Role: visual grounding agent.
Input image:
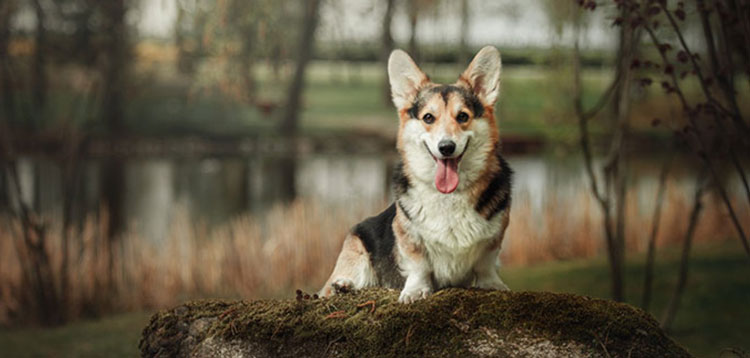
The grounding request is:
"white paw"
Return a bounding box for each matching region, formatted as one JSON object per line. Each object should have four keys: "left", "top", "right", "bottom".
{"left": 331, "top": 278, "right": 354, "bottom": 294}
{"left": 474, "top": 276, "right": 510, "bottom": 291}
{"left": 398, "top": 286, "right": 432, "bottom": 304}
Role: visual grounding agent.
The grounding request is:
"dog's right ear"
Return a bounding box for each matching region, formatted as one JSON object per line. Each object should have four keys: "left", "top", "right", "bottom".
{"left": 388, "top": 50, "right": 428, "bottom": 110}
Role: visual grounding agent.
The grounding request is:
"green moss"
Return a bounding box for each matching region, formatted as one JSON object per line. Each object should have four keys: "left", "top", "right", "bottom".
{"left": 140, "top": 289, "right": 693, "bottom": 358}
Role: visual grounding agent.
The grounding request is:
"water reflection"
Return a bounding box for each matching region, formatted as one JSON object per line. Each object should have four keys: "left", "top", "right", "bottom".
{"left": 8, "top": 151, "right": 743, "bottom": 243}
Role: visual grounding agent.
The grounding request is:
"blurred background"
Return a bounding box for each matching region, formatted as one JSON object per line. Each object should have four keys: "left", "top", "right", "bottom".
{"left": 0, "top": 0, "right": 749, "bottom": 356}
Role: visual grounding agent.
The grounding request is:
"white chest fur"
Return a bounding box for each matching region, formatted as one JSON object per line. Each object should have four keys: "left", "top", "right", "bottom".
{"left": 400, "top": 182, "right": 503, "bottom": 287}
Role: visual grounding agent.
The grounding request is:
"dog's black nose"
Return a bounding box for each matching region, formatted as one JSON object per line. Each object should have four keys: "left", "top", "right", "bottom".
{"left": 438, "top": 140, "right": 456, "bottom": 156}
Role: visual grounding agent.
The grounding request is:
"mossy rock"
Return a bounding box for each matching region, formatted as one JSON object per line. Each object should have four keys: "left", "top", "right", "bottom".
{"left": 139, "top": 288, "right": 692, "bottom": 358}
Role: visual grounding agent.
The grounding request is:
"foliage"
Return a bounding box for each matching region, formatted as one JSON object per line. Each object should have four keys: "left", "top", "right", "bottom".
{"left": 581, "top": 0, "right": 750, "bottom": 254}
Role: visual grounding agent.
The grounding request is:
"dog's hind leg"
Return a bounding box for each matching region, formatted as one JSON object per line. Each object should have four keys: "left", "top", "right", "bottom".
{"left": 472, "top": 245, "right": 509, "bottom": 291}
{"left": 319, "top": 234, "right": 377, "bottom": 297}
{"left": 472, "top": 212, "right": 510, "bottom": 291}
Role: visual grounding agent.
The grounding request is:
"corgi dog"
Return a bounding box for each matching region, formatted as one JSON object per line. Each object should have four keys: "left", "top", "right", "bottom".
{"left": 320, "top": 46, "right": 513, "bottom": 303}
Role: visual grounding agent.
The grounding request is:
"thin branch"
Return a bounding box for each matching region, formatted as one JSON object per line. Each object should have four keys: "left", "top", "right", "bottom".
{"left": 641, "top": 155, "right": 671, "bottom": 312}
{"left": 703, "top": 152, "right": 750, "bottom": 256}
{"left": 641, "top": 25, "right": 691, "bottom": 110}
{"left": 726, "top": 0, "right": 750, "bottom": 88}
{"left": 573, "top": 9, "right": 633, "bottom": 302}
{"left": 659, "top": 3, "right": 736, "bottom": 120}
{"left": 641, "top": 15, "right": 750, "bottom": 257}
{"left": 661, "top": 176, "right": 706, "bottom": 331}
{"left": 729, "top": 150, "right": 750, "bottom": 207}
{"left": 574, "top": 27, "right": 608, "bottom": 206}
{"left": 581, "top": 69, "right": 624, "bottom": 122}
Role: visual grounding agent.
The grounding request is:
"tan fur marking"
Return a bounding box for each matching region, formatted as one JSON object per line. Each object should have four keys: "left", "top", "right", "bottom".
{"left": 393, "top": 212, "right": 424, "bottom": 261}
{"left": 320, "top": 234, "right": 369, "bottom": 297}
{"left": 456, "top": 74, "right": 472, "bottom": 90}
{"left": 487, "top": 210, "right": 510, "bottom": 252}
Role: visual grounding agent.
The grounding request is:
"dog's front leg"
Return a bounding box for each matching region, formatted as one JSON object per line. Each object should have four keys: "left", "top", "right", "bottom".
{"left": 393, "top": 219, "right": 432, "bottom": 303}
{"left": 399, "top": 260, "right": 432, "bottom": 303}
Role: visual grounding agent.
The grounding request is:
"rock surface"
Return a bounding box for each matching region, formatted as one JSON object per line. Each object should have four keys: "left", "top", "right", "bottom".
{"left": 139, "top": 288, "right": 693, "bottom": 358}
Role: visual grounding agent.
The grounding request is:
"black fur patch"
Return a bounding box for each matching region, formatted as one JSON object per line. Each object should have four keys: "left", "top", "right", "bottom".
{"left": 397, "top": 200, "right": 411, "bottom": 221}
{"left": 407, "top": 98, "right": 423, "bottom": 119}
{"left": 407, "top": 85, "right": 485, "bottom": 120}
{"left": 474, "top": 148, "right": 513, "bottom": 220}
{"left": 351, "top": 204, "right": 405, "bottom": 288}
{"left": 428, "top": 85, "right": 485, "bottom": 119}
{"left": 392, "top": 161, "right": 411, "bottom": 197}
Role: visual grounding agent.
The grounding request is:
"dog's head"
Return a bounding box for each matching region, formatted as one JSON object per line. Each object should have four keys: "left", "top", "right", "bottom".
{"left": 388, "top": 46, "right": 501, "bottom": 194}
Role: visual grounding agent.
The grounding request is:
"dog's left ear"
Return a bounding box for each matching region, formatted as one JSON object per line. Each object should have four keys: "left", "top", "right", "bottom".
{"left": 458, "top": 46, "right": 501, "bottom": 107}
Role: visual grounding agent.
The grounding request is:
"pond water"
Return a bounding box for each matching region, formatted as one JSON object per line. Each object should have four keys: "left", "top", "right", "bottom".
{"left": 5, "top": 149, "right": 743, "bottom": 243}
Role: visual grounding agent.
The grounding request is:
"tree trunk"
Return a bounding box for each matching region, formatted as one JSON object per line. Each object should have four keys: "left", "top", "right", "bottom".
{"left": 279, "top": 0, "right": 322, "bottom": 134}
{"left": 381, "top": 0, "right": 396, "bottom": 104}
{"left": 174, "top": 1, "right": 194, "bottom": 75}
{"left": 31, "top": 0, "right": 47, "bottom": 128}
{"left": 572, "top": 4, "right": 638, "bottom": 303}
{"left": 59, "top": 135, "right": 85, "bottom": 322}
{"left": 603, "top": 4, "right": 640, "bottom": 302}
{"left": 101, "top": 0, "right": 127, "bottom": 133}
{"left": 408, "top": 0, "right": 419, "bottom": 63}
{"left": 99, "top": 0, "right": 127, "bottom": 240}
{"left": 458, "top": 0, "right": 470, "bottom": 65}
{"left": 99, "top": 0, "right": 128, "bottom": 295}
{"left": 0, "top": 0, "right": 16, "bottom": 129}
{"left": 240, "top": 30, "right": 256, "bottom": 104}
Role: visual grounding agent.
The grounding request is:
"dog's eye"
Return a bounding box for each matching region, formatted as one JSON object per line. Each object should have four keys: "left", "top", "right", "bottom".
{"left": 422, "top": 113, "right": 435, "bottom": 124}
{"left": 456, "top": 112, "right": 470, "bottom": 123}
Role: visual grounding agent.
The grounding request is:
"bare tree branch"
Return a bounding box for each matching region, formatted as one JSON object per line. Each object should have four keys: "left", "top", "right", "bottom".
{"left": 641, "top": 155, "right": 671, "bottom": 312}
{"left": 661, "top": 175, "right": 707, "bottom": 331}
{"left": 640, "top": 11, "right": 750, "bottom": 258}
{"left": 572, "top": 7, "right": 638, "bottom": 301}
{"left": 659, "top": 3, "right": 736, "bottom": 121}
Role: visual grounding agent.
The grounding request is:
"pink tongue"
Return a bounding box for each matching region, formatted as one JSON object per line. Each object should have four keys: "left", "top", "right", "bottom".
{"left": 435, "top": 158, "right": 459, "bottom": 194}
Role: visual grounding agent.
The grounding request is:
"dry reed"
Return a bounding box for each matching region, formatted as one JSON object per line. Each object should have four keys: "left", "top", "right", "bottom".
{"left": 0, "top": 178, "right": 746, "bottom": 325}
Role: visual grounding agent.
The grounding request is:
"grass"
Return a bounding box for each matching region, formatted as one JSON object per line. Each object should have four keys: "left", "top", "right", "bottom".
{"left": 0, "top": 241, "right": 746, "bottom": 358}
{"left": 116, "top": 61, "right": 616, "bottom": 140}
{"left": 504, "top": 241, "right": 750, "bottom": 358}
{"left": 0, "top": 311, "right": 151, "bottom": 357}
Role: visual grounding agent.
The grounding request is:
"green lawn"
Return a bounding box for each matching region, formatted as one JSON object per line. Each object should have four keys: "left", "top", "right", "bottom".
{"left": 1, "top": 241, "right": 747, "bottom": 358}
{"left": 504, "top": 241, "right": 750, "bottom": 358}
{"left": 0, "top": 311, "right": 151, "bottom": 358}
{"left": 117, "top": 62, "right": 615, "bottom": 141}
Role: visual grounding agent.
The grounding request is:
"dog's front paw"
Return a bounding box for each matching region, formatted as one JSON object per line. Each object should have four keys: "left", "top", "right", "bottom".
{"left": 331, "top": 278, "right": 355, "bottom": 294}
{"left": 398, "top": 286, "right": 432, "bottom": 304}
{"left": 474, "top": 276, "right": 510, "bottom": 291}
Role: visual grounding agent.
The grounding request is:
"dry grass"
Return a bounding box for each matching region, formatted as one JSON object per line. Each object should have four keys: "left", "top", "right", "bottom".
{"left": 0, "top": 180, "right": 747, "bottom": 326}
{"left": 503, "top": 184, "right": 748, "bottom": 265}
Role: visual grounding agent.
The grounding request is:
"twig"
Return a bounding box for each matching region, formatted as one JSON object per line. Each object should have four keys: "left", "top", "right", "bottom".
{"left": 641, "top": 11, "right": 750, "bottom": 259}
{"left": 219, "top": 307, "right": 238, "bottom": 320}
{"left": 405, "top": 324, "right": 415, "bottom": 346}
{"left": 658, "top": 2, "right": 735, "bottom": 120}
{"left": 661, "top": 175, "right": 707, "bottom": 330}
{"left": 356, "top": 300, "right": 376, "bottom": 314}
{"left": 324, "top": 336, "right": 344, "bottom": 356}
{"left": 590, "top": 330, "right": 613, "bottom": 358}
{"left": 641, "top": 155, "right": 672, "bottom": 312}
{"left": 324, "top": 310, "right": 347, "bottom": 320}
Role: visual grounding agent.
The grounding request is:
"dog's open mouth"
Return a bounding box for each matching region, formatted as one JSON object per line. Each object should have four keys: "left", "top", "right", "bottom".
{"left": 423, "top": 139, "right": 469, "bottom": 194}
